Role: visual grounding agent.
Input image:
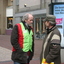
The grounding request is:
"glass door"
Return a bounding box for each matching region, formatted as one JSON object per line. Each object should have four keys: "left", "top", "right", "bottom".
{"left": 41, "top": 17, "right": 46, "bottom": 39}
{"left": 34, "top": 17, "right": 41, "bottom": 39}
{"left": 34, "top": 16, "right": 46, "bottom": 39}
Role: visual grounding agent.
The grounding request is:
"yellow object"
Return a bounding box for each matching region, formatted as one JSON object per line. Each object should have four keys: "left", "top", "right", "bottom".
{"left": 42, "top": 58, "right": 46, "bottom": 63}
{"left": 41, "top": 58, "right": 48, "bottom": 64}
{"left": 41, "top": 58, "right": 54, "bottom": 64}
{"left": 50, "top": 62, "right": 54, "bottom": 64}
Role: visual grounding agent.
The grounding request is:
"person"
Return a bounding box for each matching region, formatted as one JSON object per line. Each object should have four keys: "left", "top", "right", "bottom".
{"left": 11, "top": 13, "right": 34, "bottom": 64}
{"left": 40, "top": 15, "right": 61, "bottom": 64}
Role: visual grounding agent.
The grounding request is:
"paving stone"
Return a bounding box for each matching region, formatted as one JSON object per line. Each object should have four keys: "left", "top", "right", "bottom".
{"left": 0, "top": 46, "right": 12, "bottom": 61}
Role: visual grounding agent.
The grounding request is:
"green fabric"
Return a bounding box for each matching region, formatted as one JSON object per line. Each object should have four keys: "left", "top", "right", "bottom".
{"left": 20, "top": 23, "right": 33, "bottom": 52}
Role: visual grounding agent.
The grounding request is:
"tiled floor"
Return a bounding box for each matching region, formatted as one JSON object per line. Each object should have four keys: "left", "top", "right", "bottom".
{"left": 0, "top": 35, "right": 64, "bottom": 64}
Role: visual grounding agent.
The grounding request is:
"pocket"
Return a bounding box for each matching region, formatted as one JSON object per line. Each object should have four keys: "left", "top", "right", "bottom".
{"left": 17, "top": 52, "right": 27, "bottom": 62}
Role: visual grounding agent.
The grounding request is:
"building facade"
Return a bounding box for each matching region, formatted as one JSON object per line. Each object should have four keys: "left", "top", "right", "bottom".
{"left": 0, "top": 0, "right": 13, "bottom": 35}
{"left": 0, "top": 0, "right": 64, "bottom": 38}
{"left": 13, "top": 0, "right": 47, "bottom": 39}
{"left": 13, "top": 0, "right": 64, "bottom": 39}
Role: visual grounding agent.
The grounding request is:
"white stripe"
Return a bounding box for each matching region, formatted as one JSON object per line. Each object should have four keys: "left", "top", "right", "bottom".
{"left": 43, "top": 31, "right": 53, "bottom": 58}
{"left": 51, "top": 34, "right": 60, "bottom": 41}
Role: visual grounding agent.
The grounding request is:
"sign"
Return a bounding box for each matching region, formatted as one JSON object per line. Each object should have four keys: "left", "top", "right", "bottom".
{"left": 56, "top": 18, "right": 62, "bottom": 24}
{"left": 52, "top": 3, "right": 64, "bottom": 47}
{"left": 53, "top": 3, "right": 64, "bottom": 25}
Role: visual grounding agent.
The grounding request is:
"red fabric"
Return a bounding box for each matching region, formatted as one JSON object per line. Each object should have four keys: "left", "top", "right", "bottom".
{"left": 27, "top": 51, "right": 30, "bottom": 56}
{"left": 12, "top": 23, "right": 24, "bottom": 51}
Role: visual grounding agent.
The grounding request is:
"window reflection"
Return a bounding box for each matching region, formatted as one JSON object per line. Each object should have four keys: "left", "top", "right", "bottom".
{"left": 7, "top": 17, "right": 13, "bottom": 29}
{"left": 35, "top": 18, "right": 40, "bottom": 33}
{"left": 35, "top": 18, "right": 40, "bottom": 39}
{"left": 41, "top": 18, "right": 46, "bottom": 34}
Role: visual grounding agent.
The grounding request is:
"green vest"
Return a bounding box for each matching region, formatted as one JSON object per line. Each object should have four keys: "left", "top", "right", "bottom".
{"left": 20, "top": 23, "right": 33, "bottom": 52}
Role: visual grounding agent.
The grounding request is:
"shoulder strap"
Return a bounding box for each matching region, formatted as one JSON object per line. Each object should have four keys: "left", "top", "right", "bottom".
{"left": 16, "top": 23, "right": 23, "bottom": 48}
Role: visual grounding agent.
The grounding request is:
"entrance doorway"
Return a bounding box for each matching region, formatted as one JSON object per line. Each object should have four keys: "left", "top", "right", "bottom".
{"left": 34, "top": 15, "right": 46, "bottom": 39}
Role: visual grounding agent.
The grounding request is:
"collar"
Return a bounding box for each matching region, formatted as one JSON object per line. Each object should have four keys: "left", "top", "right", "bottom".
{"left": 21, "top": 21, "right": 31, "bottom": 30}
{"left": 46, "top": 26, "right": 57, "bottom": 34}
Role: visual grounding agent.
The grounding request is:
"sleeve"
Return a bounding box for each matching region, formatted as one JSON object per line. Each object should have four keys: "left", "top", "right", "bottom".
{"left": 32, "top": 28, "right": 34, "bottom": 53}
{"left": 11, "top": 25, "right": 22, "bottom": 51}
{"left": 46, "top": 33, "right": 61, "bottom": 63}
{"left": 29, "top": 28, "right": 34, "bottom": 60}
{"left": 32, "top": 34, "right": 34, "bottom": 53}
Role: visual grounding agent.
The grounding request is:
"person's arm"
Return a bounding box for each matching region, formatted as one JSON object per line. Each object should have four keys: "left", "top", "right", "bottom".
{"left": 29, "top": 28, "right": 34, "bottom": 60}
{"left": 32, "top": 27, "right": 34, "bottom": 53}
{"left": 32, "top": 34, "right": 34, "bottom": 53}
{"left": 46, "top": 33, "right": 61, "bottom": 63}
{"left": 11, "top": 25, "right": 22, "bottom": 51}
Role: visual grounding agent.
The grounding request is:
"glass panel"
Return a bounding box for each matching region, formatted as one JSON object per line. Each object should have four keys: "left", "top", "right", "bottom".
{"left": 35, "top": 18, "right": 40, "bottom": 33}
{"left": 34, "top": 16, "right": 46, "bottom": 39}
{"left": 35, "top": 18, "right": 40, "bottom": 39}
{"left": 41, "top": 17, "right": 46, "bottom": 34}
{"left": 41, "top": 17, "right": 46, "bottom": 38}
{"left": 7, "top": 17, "right": 13, "bottom": 29}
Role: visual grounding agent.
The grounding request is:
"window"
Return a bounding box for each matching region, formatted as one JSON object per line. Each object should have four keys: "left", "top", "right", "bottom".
{"left": 7, "top": 17, "right": 13, "bottom": 29}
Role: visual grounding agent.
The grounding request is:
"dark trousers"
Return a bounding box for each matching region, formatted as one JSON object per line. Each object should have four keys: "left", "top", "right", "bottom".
{"left": 14, "top": 62, "right": 29, "bottom": 64}
{"left": 14, "top": 54, "right": 30, "bottom": 64}
{"left": 14, "top": 51, "right": 30, "bottom": 64}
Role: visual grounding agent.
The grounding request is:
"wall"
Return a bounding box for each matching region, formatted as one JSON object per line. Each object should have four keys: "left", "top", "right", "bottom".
{"left": 0, "top": 0, "right": 8, "bottom": 34}
{"left": 46, "top": 0, "right": 51, "bottom": 14}
{"left": 8, "top": 0, "right": 13, "bottom": 6}
{"left": 19, "top": 0, "right": 40, "bottom": 12}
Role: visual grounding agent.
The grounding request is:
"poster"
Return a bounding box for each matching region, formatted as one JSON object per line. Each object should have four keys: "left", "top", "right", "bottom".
{"left": 53, "top": 3, "right": 64, "bottom": 47}
{"left": 54, "top": 4, "right": 64, "bottom": 25}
